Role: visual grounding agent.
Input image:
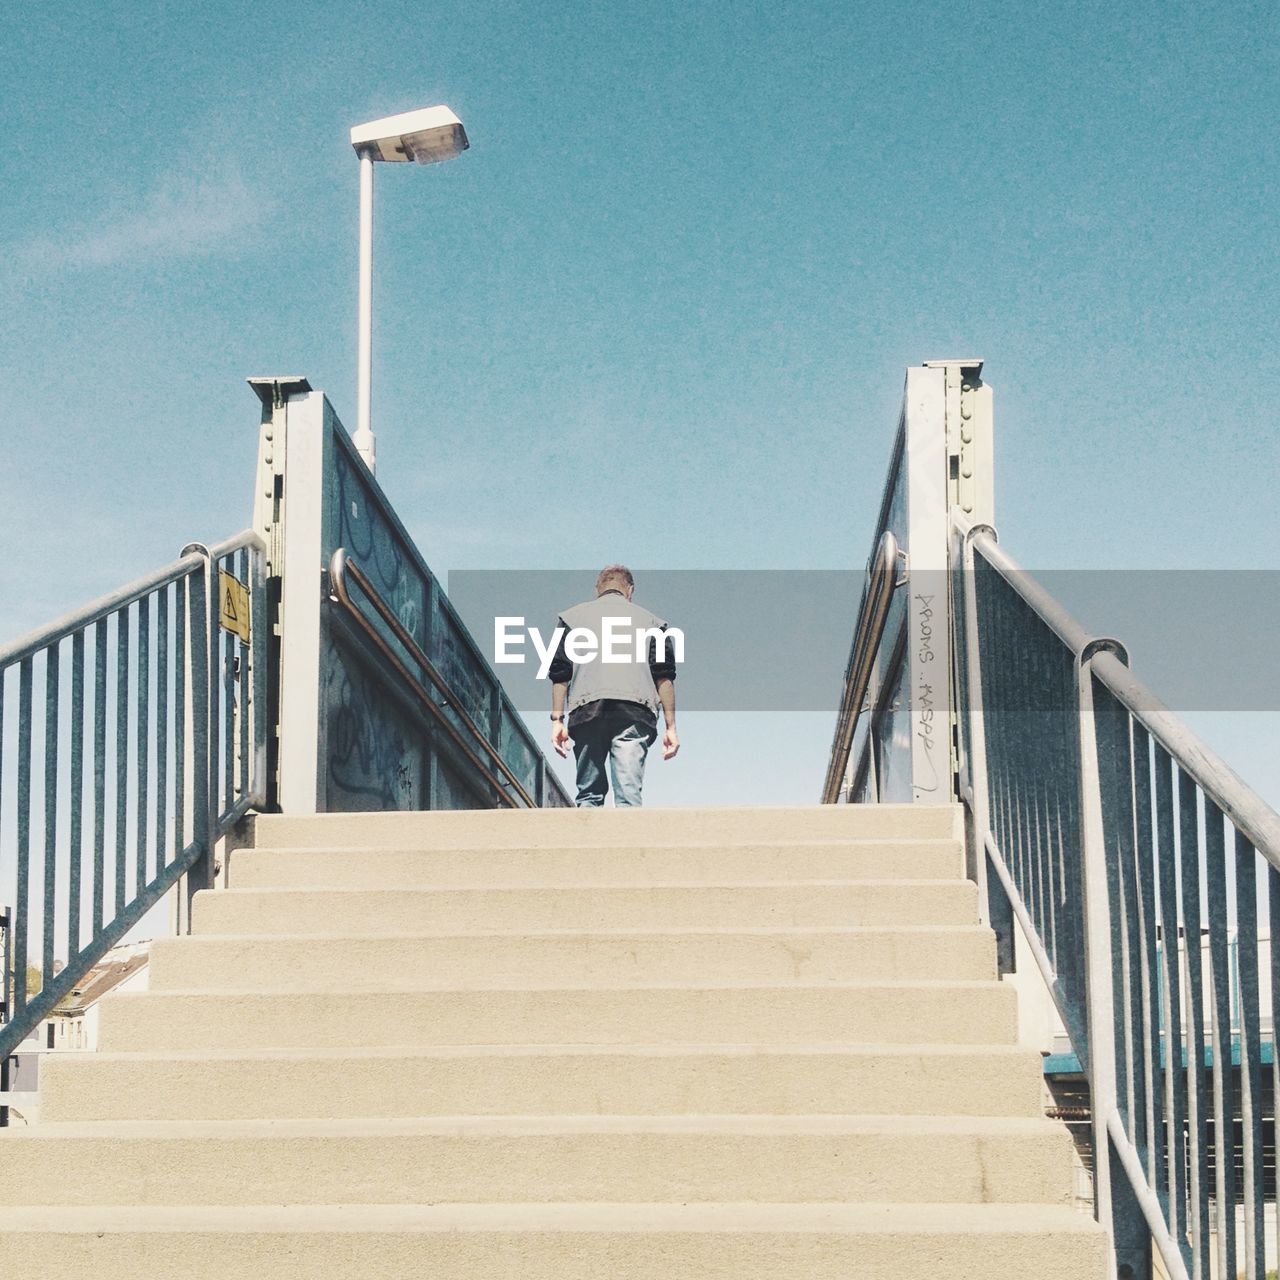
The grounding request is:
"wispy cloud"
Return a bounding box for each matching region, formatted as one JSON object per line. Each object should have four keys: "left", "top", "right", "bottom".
{"left": 18, "top": 161, "right": 275, "bottom": 270}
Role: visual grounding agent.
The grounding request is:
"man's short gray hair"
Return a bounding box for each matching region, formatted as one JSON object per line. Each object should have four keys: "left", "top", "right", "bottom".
{"left": 595, "top": 564, "right": 634, "bottom": 594}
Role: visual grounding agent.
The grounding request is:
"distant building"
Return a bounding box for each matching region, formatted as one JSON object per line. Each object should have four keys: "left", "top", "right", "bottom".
{"left": 5, "top": 941, "right": 151, "bottom": 1123}
{"left": 44, "top": 940, "right": 151, "bottom": 1051}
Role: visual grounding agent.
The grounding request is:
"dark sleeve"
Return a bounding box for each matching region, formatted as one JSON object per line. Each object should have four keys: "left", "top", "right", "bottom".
{"left": 546, "top": 618, "right": 573, "bottom": 684}
{"left": 648, "top": 625, "right": 677, "bottom": 683}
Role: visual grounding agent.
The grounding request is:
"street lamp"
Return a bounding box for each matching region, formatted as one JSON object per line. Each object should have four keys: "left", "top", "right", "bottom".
{"left": 349, "top": 105, "right": 469, "bottom": 473}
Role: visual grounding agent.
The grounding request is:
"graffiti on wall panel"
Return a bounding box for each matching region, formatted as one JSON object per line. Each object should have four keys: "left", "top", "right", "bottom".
{"left": 333, "top": 447, "right": 426, "bottom": 649}
{"left": 323, "top": 633, "right": 421, "bottom": 810}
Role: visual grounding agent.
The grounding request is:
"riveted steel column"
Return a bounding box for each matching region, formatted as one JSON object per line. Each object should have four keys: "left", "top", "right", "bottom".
{"left": 935, "top": 359, "right": 993, "bottom": 808}
{"left": 248, "top": 376, "right": 314, "bottom": 814}
{"left": 912, "top": 359, "right": 994, "bottom": 805}
{"left": 248, "top": 378, "right": 324, "bottom": 814}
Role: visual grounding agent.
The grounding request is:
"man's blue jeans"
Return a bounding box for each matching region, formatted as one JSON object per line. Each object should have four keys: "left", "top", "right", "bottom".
{"left": 572, "top": 710, "right": 658, "bottom": 807}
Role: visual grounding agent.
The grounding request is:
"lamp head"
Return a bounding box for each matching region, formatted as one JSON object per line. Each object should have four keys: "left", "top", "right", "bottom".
{"left": 350, "top": 105, "right": 469, "bottom": 165}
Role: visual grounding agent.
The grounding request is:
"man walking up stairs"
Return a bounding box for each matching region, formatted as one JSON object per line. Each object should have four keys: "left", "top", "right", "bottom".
{"left": 0, "top": 804, "right": 1108, "bottom": 1278}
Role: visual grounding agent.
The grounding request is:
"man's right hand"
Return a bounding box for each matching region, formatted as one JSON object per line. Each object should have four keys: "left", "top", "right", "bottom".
{"left": 552, "top": 721, "right": 572, "bottom": 758}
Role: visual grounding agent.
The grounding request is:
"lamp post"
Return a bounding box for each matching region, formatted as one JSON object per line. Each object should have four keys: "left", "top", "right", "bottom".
{"left": 349, "top": 105, "right": 469, "bottom": 474}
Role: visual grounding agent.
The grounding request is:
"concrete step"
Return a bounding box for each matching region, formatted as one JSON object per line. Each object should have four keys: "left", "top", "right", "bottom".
{"left": 0, "top": 1115, "right": 1074, "bottom": 1207}
{"left": 148, "top": 926, "right": 996, "bottom": 991}
{"left": 247, "top": 803, "right": 961, "bottom": 850}
{"left": 228, "top": 839, "right": 964, "bottom": 890}
{"left": 191, "top": 880, "right": 979, "bottom": 935}
{"left": 0, "top": 1201, "right": 1109, "bottom": 1279}
{"left": 40, "top": 1043, "right": 1048, "bottom": 1123}
{"left": 96, "top": 982, "right": 1018, "bottom": 1052}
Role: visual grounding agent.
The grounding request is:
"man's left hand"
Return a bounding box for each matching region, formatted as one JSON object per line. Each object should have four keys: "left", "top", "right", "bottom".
{"left": 662, "top": 726, "right": 680, "bottom": 760}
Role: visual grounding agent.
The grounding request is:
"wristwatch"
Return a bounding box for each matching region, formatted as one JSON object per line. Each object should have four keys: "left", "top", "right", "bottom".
{"left": 550, "top": 714, "right": 564, "bottom": 723}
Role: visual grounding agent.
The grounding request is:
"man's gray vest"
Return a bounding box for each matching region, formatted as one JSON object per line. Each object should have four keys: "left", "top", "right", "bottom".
{"left": 558, "top": 594, "right": 669, "bottom": 717}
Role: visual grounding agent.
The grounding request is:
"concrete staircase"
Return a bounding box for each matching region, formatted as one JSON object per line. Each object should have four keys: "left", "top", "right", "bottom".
{"left": 0, "top": 805, "right": 1108, "bottom": 1277}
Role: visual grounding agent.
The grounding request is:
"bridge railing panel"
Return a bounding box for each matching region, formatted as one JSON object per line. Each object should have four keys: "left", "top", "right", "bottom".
{"left": 0, "top": 530, "right": 267, "bottom": 1067}
{"left": 958, "top": 539, "right": 1091, "bottom": 1056}
{"left": 954, "top": 518, "right": 1280, "bottom": 1280}
{"left": 260, "top": 385, "right": 568, "bottom": 811}
{"left": 320, "top": 406, "right": 567, "bottom": 810}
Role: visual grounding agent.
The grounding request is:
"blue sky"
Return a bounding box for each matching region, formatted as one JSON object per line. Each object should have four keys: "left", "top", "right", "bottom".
{"left": 1, "top": 0, "right": 1276, "bottom": 809}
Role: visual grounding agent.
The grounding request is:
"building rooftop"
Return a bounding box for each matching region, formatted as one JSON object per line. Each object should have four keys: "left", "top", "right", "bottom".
{"left": 52, "top": 941, "right": 150, "bottom": 1017}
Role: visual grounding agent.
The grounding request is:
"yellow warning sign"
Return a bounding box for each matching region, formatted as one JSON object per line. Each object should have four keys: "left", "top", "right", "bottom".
{"left": 218, "top": 570, "right": 251, "bottom": 644}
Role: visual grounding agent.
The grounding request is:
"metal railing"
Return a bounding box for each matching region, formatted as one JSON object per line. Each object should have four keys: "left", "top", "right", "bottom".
{"left": 328, "top": 548, "right": 568, "bottom": 808}
{"left": 950, "top": 511, "right": 1280, "bottom": 1280}
{"left": 822, "top": 530, "right": 902, "bottom": 803}
{"left": 0, "top": 530, "right": 266, "bottom": 1066}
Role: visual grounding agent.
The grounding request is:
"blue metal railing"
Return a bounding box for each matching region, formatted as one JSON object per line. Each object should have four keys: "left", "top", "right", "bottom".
{"left": 822, "top": 363, "right": 1280, "bottom": 1275}
{"left": 0, "top": 530, "right": 267, "bottom": 1066}
{"left": 1046, "top": 934, "right": 1273, "bottom": 1076}
{"left": 950, "top": 513, "right": 1280, "bottom": 1280}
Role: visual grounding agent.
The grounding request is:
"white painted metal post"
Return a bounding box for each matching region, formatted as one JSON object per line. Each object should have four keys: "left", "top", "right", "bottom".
{"left": 937, "top": 361, "right": 993, "bottom": 524}
{"left": 275, "top": 390, "right": 328, "bottom": 813}
{"left": 354, "top": 151, "right": 376, "bottom": 474}
{"left": 902, "top": 365, "right": 951, "bottom": 803}
{"left": 1076, "top": 651, "right": 1120, "bottom": 1279}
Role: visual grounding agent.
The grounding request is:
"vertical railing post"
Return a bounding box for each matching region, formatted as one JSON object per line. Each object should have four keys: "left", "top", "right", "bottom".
{"left": 43, "top": 645, "right": 60, "bottom": 982}
{"left": 1203, "top": 803, "right": 1237, "bottom": 1280}
{"left": 1077, "top": 644, "right": 1153, "bottom": 1280}
{"left": 0, "top": 904, "right": 10, "bottom": 1128}
{"left": 488, "top": 680, "right": 504, "bottom": 802}
{"left": 958, "top": 521, "right": 997, "bottom": 927}
{"left": 1077, "top": 649, "right": 1120, "bottom": 1277}
{"left": 1233, "top": 831, "right": 1265, "bottom": 1280}
{"left": 15, "top": 659, "right": 32, "bottom": 1020}
{"left": 250, "top": 542, "right": 269, "bottom": 808}
{"left": 421, "top": 572, "right": 438, "bottom": 808}
{"left": 1179, "top": 768, "right": 1211, "bottom": 1280}
{"left": 185, "top": 551, "right": 214, "bottom": 918}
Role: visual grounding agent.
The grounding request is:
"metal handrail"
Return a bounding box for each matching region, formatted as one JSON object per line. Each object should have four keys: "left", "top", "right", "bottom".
{"left": 961, "top": 521, "right": 1098, "bottom": 656}
{"left": 821, "top": 530, "right": 900, "bottom": 803}
{"left": 0, "top": 556, "right": 205, "bottom": 670}
{"left": 966, "top": 527, "right": 1280, "bottom": 863}
{"left": 0, "top": 531, "right": 265, "bottom": 673}
{"left": 328, "top": 548, "right": 539, "bottom": 808}
{"left": 1090, "top": 648, "right": 1280, "bottom": 867}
